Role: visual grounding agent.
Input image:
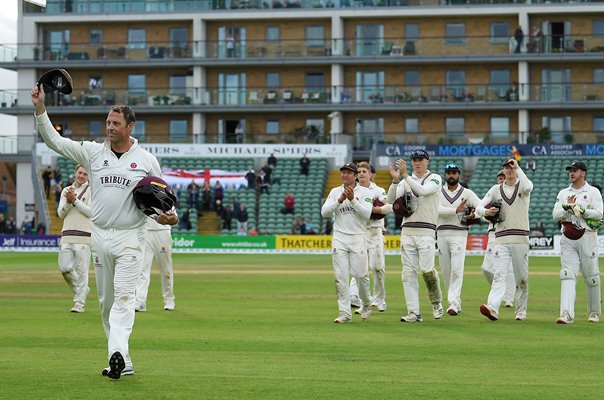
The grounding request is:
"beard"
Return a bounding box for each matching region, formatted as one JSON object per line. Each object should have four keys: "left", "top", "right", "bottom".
{"left": 447, "top": 177, "right": 459, "bottom": 186}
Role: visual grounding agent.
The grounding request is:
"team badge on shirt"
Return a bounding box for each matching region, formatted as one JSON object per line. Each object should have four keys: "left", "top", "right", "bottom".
{"left": 131, "top": 163, "right": 137, "bottom": 168}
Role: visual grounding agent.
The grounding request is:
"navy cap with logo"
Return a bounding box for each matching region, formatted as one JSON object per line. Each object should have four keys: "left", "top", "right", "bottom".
{"left": 410, "top": 149, "right": 429, "bottom": 160}
{"left": 444, "top": 163, "right": 461, "bottom": 173}
{"left": 497, "top": 169, "right": 505, "bottom": 177}
{"left": 566, "top": 160, "right": 587, "bottom": 172}
{"left": 502, "top": 159, "right": 515, "bottom": 167}
{"left": 340, "top": 163, "right": 358, "bottom": 173}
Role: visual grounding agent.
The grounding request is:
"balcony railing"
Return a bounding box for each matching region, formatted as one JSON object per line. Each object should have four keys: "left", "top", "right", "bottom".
{"left": 5, "top": 83, "right": 603, "bottom": 109}
{"left": 7, "top": 34, "right": 604, "bottom": 63}
{"left": 27, "top": 0, "right": 602, "bottom": 14}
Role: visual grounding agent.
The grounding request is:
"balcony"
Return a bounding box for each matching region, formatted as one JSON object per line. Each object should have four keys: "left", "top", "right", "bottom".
{"left": 26, "top": 0, "right": 602, "bottom": 14}
{"left": 5, "top": 34, "right": 604, "bottom": 65}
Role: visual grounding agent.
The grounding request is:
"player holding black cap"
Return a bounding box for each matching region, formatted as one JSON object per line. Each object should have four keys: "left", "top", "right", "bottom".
{"left": 553, "top": 160, "right": 603, "bottom": 324}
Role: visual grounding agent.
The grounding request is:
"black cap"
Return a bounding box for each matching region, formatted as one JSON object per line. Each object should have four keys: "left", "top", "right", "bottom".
{"left": 340, "top": 163, "right": 358, "bottom": 173}
{"left": 497, "top": 169, "right": 505, "bottom": 177}
{"left": 502, "top": 159, "right": 515, "bottom": 167}
{"left": 444, "top": 163, "right": 461, "bottom": 173}
{"left": 37, "top": 69, "right": 73, "bottom": 94}
{"left": 566, "top": 161, "right": 587, "bottom": 172}
{"left": 410, "top": 149, "right": 429, "bottom": 160}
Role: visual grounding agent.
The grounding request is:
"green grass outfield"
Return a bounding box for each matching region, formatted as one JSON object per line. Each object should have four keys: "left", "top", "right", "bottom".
{"left": 0, "top": 252, "right": 602, "bottom": 400}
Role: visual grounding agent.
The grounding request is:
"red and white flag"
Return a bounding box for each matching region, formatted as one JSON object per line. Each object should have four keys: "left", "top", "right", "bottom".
{"left": 162, "top": 168, "right": 247, "bottom": 189}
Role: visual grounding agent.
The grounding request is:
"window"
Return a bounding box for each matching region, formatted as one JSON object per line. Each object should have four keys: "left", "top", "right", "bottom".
{"left": 542, "top": 116, "right": 571, "bottom": 143}
{"left": 305, "top": 25, "right": 325, "bottom": 48}
{"left": 132, "top": 120, "right": 146, "bottom": 141}
{"left": 356, "top": 71, "right": 385, "bottom": 103}
{"left": 128, "top": 74, "right": 146, "bottom": 94}
{"left": 593, "top": 20, "right": 604, "bottom": 37}
{"left": 169, "top": 75, "right": 187, "bottom": 95}
{"left": 305, "top": 73, "right": 325, "bottom": 92}
{"left": 169, "top": 120, "right": 188, "bottom": 142}
{"left": 490, "top": 22, "right": 509, "bottom": 44}
{"left": 88, "top": 76, "right": 103, "bottom": 90}
{"left": 405, "top": 118, "right": 419, "bottom": 134}
{"left": 89, "top": 29, "right": 102, "bottom": 45}
{"left": 266, "top": 26, "right": 280, "bottom": 43}
{"left": 490, "top": 69, "right": 510, "bottom": 98}
{"left": 305, "top": 119, "right": 324, "bottom": 142}
{"left": 594, "top": 68, "right": 604, "bottom": 83}
{"left": 405, "top": 70, "right": 420, "bottom": 86}
{"left": 128, "top": 28, "right": 146, "bottom": 49}
{"left": 266, "top": 72, "right": 280, "bottom": 89}
{"left": 490, "top": 117, "right": 509, "bottom": 138}
{"left": 405, "top": 24, "right": 419, "bottom": 40}
{"left": 356, "top": 24, "right": 383, "bottom": 56}
{"left": 169, "top": 27, "right": 189, "bottom": 48}
{"left": 266, "top": 120, "right": 280, "bottom": 135}
{"left": 594, "top": 117, "right": 604, "bottom": 132}
{"left": 446, "top": 70, "right": 465, "bottom": 99}
{"left": 445, "top": 23, "right": 465, "bottom": 45}
{"left": 446, "top": 117, "right": 465, "bottom": 137}
{"left": 89, "top": 120, "right": 102, "bottom": 136}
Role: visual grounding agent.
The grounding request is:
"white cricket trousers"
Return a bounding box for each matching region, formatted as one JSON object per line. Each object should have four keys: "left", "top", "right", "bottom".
{"left": 136, "top": 229, "right": 175, "bottom": 307}
{"left": 349, "top": 227, "right": 386, "bottom": 306}
{"left": 332, "top": 232, "right": 370, "bottom": 318}
{"left": 401, "top": 234, "right": 442, "bottom": 315}
{"left": 437, "top": 235, "right": 467, "bottom": 310}
{"left": 481, "top": 233, "right": 515, "bottom": 303}
{"left": 92, "top": 225, "right": 145, "bottom": 368}
{"left": 486, "top": 242, "right": 529, "bottom": 315}
{"left": 559, "top": 232, "right": 601, "bottom": 319}
{"left": 58, "top": 243, "right": 91, "bottom": 306}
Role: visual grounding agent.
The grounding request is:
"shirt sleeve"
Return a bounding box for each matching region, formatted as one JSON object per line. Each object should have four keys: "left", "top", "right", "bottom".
{"left": 351, "top": 190, "right": 373, "bottom": 221}
{"left": 405, "top": 173, "right": 441, "bottom": 196}
{"left": 57, "top": 188, "right": 70, "bottom": 219}
{"left": 475, "top": 186, "right": 497, "bottom": 218}
{"left": 73, "top": 198, "right": 92, "bottom": 218}
{"left": 516, "top": 167, "right": 534, "bottom": 194}
{"left": 584, "top": 187, "right": 604, "bottom": 221}
{"left": 321, "top": 188, "right": 341, "bottom": 218}
{"left": 552, "top": 190, "right": 567, "bottom": 222}
{"left": 386, "top": 182, "right": 404, "bottom": 203}
{"left": 35, "top": 112, "right": 91, "bottom": 168}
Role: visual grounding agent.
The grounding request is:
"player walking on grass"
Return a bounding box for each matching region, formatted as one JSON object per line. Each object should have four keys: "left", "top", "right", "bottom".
{"left": 437, "top": 163, "right": 481, "bottom": 316}
{"left": 321, "top": 163, "right": 373, "bottom": 323}
{"left": 480, "top": 170, "right": 516, "bottom": 308}
{"left": 135, "top": 218, "right": 175, "bottom": 312}
{"left": 32, "top": 85, "right": 178, "bottom": 380}
{"left": 476, "top": 159, "right": 532, "bottom": 321}
{"left": 388, "top": 149, "right": 444, "bottom": 323}
{"left": 350, "top": 162, "right": 392, "bottom": 312}
{"left": 552, "top": 160, "right": 603, "bottom": 324}
{"left": 57, "top": 164, "right": 92, "bottom": 313}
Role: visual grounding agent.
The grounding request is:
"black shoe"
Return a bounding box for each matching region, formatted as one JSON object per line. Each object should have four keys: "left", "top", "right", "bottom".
{"left": 107, "top": 351, "right": 125, "bottom": 380}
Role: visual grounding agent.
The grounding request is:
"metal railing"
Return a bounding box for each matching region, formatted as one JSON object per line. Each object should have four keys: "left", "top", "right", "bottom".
{"left": 6, "top": 34, "right": 604, "bottom": 63}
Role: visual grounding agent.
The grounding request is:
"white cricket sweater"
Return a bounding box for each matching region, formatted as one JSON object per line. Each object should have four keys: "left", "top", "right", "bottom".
{"left": 321, "top": 183, "right": 373, "bottom": 235}
{"left": 438, "top": 185, "right": 481, "bottom": 237}
{"left": 552, "top": 181, "right": 603, "bottom": 232}
{"left": 365, "top": 181, "right": 391, "bottom": 230}
{"left": 57, "top": 182, "right": 92, "bottom": 245}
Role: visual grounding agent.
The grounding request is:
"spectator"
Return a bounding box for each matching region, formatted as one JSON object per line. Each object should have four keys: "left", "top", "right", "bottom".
{"left": 248, "top": 226, "right": 259, "bottom": 236}
{"left": 529, "top": 26, "right": 543, "bottom": 53}
{"left": 187, "top": 181, "right": 200, "bottom": 210}
{"left": 221, "top": 205, "right": 233, "bottom": 231}
{"left": 236, "top": 204, "right": 249, "bottom": 233}
{"left": 513, "top": 26, "right": 524, "bottom": 54}
{"left": 53, "top": 167, "right": 63, "bottom": 189}
{"left": 259, "top": 170, "right": 270, "bottom": 195}
{"left": 525, "top": 158, "right": 536, "bottom": 172}
{"left": 245, "top": 168, "right": 256, "bottom": 190}
{"left": 268, "top": 153, "right": 277, "bottom": 168}
{"left": 324, "top": 218, "right": 333, "bottom": 235}
{"left": 261, "top": 163, "right": 273, "bottom": 184}
{"left": 281, "top": 192, "right": 295, "bottom": 214}
{"left": 300, "top": 153, "right": 310, "bottom": 176}
{"left": 235, "top": 123, "right": 244, "bottom": 143}
{"left": 302, "top": 217, "right": 316, "bottom": 234}
{"left": 36, "top": 222, "right": 46, "bottom": 235}
{"left": 532, "top": 220, "right": 546, "bottom": 237}
{"left": 201, "top": 182, "right": 212, "bottom": 211}
{"left": 6, "top": 217, "right": 17, "bottom": 234}
{"left": 214, "top": 181, "right": 224, "bottom": 211}
{"left": 0, "top": 214, "right": 5, "bottom": 233}
{"left": 262, "top": 228, "right": 271, "bottom": 235}
{"left": 21, "top": 215, "right": 33, "bottom": 234}
{"left": 54, "top": 182, "right": 63, "bottom": 211}
{"left": 291, "top": 217, "right": 303, "bottom": 234}
{"left": 236, "top": 227, "right": 247, "bottom": 236}
{"left": 42, "top": 166, "right": 52, "bottom": 199}
{"left": 180, "top": 209, "right": 192, "bottom": 231}
{"left": 215, "top": 199, "right": 223, "bottom": 216}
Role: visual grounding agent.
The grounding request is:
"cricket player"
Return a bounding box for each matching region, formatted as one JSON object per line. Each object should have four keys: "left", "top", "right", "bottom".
{"left": 57, "top": 164, "right": 92, "bottom": 313}
{"left": 32, "top": 85, "right": 178, "bottom": 380}
{"left": 476, "top": 159, "right": 533, "bottom": 321}
{"left": 480, "top": 170, "right": 515, "bottom": 308}
{"left": 553, "top": 160, "right": 603, "bottom": 324}
{"left": 136, "top": 218, "right": 175, "bottom": 312}
{"left": 387, "top": 149, "right": 444, "bottom": 322}
{"left": 321, "top": 162, "right": 374, "bottom": 323}
{"left": 350, "top": 162, "right": 392, "bottom": 312}
{"left": 437, "top": 163, "right": 481, "bottom": 316}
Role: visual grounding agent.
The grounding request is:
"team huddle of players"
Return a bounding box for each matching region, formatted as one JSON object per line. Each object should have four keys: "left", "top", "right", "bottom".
{"left": 321, "top": 150, "right": 603, "bottom": 325}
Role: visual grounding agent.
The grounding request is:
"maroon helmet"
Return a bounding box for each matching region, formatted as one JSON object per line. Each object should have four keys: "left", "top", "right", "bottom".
{"left": 370, "top": 198, "right": 386, "bottom": 220}
{"left": 132, "top": 176, "right": 177, "bottom": 217}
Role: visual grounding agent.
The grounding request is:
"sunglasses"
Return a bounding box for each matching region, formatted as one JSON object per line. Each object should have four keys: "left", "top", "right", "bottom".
{"left": 444, "top": 163, "right": 461, "bottom": 172}
{"left": 410, "top": 150, "right": 428, "bottom": 158}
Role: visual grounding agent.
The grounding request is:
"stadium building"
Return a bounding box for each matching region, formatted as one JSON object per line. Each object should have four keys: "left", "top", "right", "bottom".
{"left": 2, "top": 0, "right": 604, "bottom": 237}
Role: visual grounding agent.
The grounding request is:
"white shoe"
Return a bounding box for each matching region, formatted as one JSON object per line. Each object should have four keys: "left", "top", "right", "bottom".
{"left": 135, "top": 304, "right": 146, "bottom": 312}
{"left": 504, "top": 301, "right": 514, "bottom": 308}
{"left": 433, "top": 303, "right": 444, "bottom": 320}
{"left": 334, "top": 315, "right": 352, "bottom": 324}
{"left": 556, "top": 311, "right": 573, "bottom": 324}
{"left": 446, "top": 306, "right": 459, "bottom": 316}
{"left": 515, "top": 312, "right": 527, "bottom": 321}
{"left": 480, "top": 304, "right": 498, "bottom": 321}
{"left": 588, "top": 312, "right": 600, "bottom": 323}
{"left": 400, "top": 312, "right": 423, "bottom": 323}
{"left": 360, "top": 306, "right": 372, "bottom": 320}
{"left": 70, "top": 303, "right": 84, "bottom": 313}
{"left": 350, "top": 296, "right": 361, "bottom": 309}
{"left": 102, "top": 367, "right": 134, "bottom": 376}
{"left": 164, "top": 304, "right": 175, "bottom": 311}
{"left": 377, "top": 302, "right": 387, "bottom": 312}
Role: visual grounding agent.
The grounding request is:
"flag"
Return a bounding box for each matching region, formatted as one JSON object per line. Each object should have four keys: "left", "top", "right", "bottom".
{"left": 161, "top": 168, "right": 247, "bottom": 189}
{"left": 511, "top": 145, "right": 522, "bottom": 161}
